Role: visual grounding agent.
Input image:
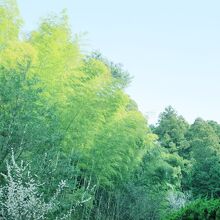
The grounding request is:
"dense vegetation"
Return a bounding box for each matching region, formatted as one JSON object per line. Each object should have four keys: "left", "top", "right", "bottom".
{"left": 0, "top": 1, "right": 220, "bottom": 219}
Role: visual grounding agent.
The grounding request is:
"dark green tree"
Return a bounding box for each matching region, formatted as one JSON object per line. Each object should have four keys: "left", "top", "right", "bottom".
{"left": 187, "top": 118, "right": 220, "bottom": 198}
{"left": 152, "top": 106, "right": 189, "bottom": 156}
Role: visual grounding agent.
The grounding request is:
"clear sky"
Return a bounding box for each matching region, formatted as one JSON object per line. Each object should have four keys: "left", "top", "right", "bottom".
{"left": 17, "top": 0, "right": 220, "bottom": 124}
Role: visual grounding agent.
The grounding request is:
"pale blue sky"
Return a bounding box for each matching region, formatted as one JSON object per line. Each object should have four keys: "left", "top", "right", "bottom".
{"left": 17, "top": 0, "right": 220, "bottom": 124}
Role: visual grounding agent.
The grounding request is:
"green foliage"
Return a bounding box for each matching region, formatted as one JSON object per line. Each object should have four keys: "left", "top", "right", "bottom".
{"left": 0, "top": 65, "right": 61, "bottom": 169}
{"left": 89, "top": 51, "right": 132, "bottom": 89}
{"left": 152, "top": 106, "right": 192, "bottom": 192}
{"left": 0, "top": 152, "right": 92, "bottom": 220}
{"left": 1, "top": 1, "right": 220, "bottom": 219}
{"left": 153, "top": 106, "right": 189, "bottom": 156}
{"left": 165, "top": 199, "right": 220, "bottom": 220}
{"left": 0, "top": 0, "right": 22, "bottom": 47}
{"left": 187, "top": 118, "right": 220, "bottom": 198}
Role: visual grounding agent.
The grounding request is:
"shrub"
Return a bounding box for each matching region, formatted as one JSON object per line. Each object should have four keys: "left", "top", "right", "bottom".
{"left": 165, "top": 198, "right": 220, "bottom": 220}
{"left": 0, "top": 152, "right": 91, "bottom": 219}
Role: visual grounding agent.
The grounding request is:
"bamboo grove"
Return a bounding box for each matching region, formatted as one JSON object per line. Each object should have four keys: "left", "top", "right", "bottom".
{"left": 0, "top": 1, "right": 220, "bottom": 219}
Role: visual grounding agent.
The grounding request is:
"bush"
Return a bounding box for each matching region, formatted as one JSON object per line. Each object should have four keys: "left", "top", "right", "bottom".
{"left": 165, "top": 198, "right": 220, "bottom": 220}
{"left": 0, "top": 152, "right": 91, "bottom": 220}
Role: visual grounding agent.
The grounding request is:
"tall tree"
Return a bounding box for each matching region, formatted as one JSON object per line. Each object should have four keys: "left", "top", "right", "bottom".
{"left": 152, "top": 106, "right": 189, "bottom": 156}
{"left": 187, "top": 118, "right": 220, "bottom": 198}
